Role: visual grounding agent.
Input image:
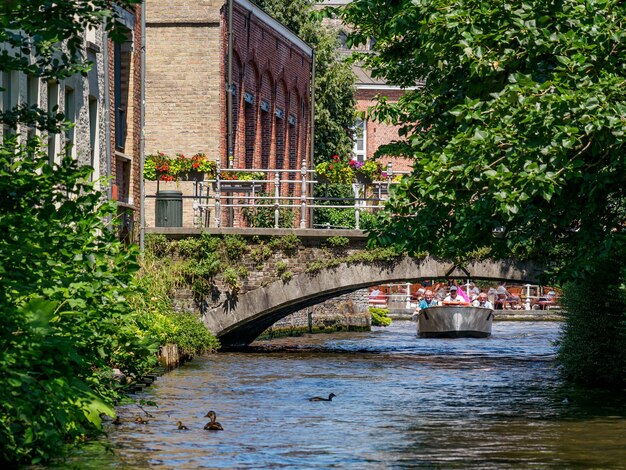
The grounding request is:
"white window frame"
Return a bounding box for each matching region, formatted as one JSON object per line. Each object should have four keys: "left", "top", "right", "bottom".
{"left": 352, "top": 118, "right": 366, "bottom": 162}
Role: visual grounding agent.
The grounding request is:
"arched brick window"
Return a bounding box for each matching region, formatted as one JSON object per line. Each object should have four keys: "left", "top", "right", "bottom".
{"left": 244, "top": 61, "right": 259, "bottom": 169}
{"left": 259, "top": 70, "right": 273, "bottom": 172}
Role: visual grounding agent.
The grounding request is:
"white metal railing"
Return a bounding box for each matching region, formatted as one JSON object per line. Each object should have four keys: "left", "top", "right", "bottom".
{"left": 187, "top": 159, "right": 408, "bottom": 229}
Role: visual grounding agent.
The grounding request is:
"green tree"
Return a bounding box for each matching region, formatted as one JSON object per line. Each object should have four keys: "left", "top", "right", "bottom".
{"left": 0, "top": 0, "right": 153, "bottom": 465}
{"left": 339, "top": 0, "right": 626, "bottom": 386}
{"left": 257, "top": 0, "right": 356, "bottom": 162}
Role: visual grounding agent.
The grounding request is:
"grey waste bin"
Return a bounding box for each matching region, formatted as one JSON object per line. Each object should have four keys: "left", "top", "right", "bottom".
{"left": 155, "top": 190, "right": 183, "bottom": 227}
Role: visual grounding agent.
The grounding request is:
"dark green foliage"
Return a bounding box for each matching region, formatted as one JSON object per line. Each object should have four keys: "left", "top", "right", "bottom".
{"left": 325, "top": 236, "right": 350, "bottom": 248}
{"left": 340, "top": 0, "right": 626, "bottom": 277}
{"left": 558, "top": 256, "right": 626, "bottom": 388}
{"left": 222, "top": 267, "right": 240, "bottom": 291}
{"left": 268, "top": 234, "right": 301, "bottom": 253}
{"left": 131, "top": 257, "right": 220, "bottom": 357}
{"left": 175, "top": 237, "right": 203, "bottom": 259}
{"left": 341, "top": 0, "right": 626, "bottom": 387}
{"left": 370, "top": 307, "right": 391, "bottom": 327}
{"left": 305, "top": 246, "right": 403, "bottom": 273}
{"left": 313, "top": 183, "right": 381, "bottom": 230}
{"left": 223, "top": 235, "right": 249, "bottom": 261}
{"left": 275, "top": 260, "right": 287, "bottom": 274}
{"left": 0, "top": 141, "right": 157, "bottom": 465}
{"left": 145, "top": 234, "right": 170, "bottom": 258}
{"left": 241, "top": 192, "right": 296, "bottom": 228}
{"left": 199, "top": 232, "right": 222, "bottom": 254}
{"left": 313, "top": 183, "right": 354, "bottom": 228}
{"left": 250, "top": 245, "right": 273, "bottom": 265}
{"left": 159, "top": 312, "right": 220, "bottom": 357}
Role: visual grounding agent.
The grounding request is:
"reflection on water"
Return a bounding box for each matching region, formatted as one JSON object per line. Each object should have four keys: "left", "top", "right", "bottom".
{"left": 67, "top": 322, "right": 626, "bottom": 469}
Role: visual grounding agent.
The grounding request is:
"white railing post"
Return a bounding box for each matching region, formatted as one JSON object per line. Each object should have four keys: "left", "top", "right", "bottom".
{"left": 192, "top": 181, "right": 199, "bottom": 227}
{"left": 353, "top": 182, "right": 361, "bottom": 230}
{"left": 405, "top": 282, "right": 411, "bottom": 309}
{"left": 300, "top": 159, "right": 307, "bottom": 228}
{"left": 214, "top": 160, "right": 221, "bottom": 227}
{"left": 274, "top": 172, "right": 280, "bottom": 229}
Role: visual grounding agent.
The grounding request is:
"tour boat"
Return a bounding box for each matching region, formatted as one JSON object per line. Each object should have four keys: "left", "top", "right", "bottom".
{"left": 416, "top": 305, "right": 493, "bottom": 338}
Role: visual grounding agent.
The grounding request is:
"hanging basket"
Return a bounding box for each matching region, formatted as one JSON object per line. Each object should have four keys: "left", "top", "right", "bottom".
{"left": 354, "top": 173, "right": 373, "bottom": 184}
{"left": 182, "top": 171, "right": 206, "bottom": 182}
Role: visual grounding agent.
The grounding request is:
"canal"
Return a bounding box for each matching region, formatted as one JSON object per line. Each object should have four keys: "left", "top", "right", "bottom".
{"left": 69, "top": 321, "right": 626, "bottom": 468}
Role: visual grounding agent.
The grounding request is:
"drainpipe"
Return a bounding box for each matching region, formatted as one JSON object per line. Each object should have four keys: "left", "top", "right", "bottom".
{"left": 139, "top": 1, "right": 146, "bottom": 252}
{"left": 308, "top": 49, "right": 315, "bottom": 227}
{"left": 227, "top": 0, "right": 234, "bottom": 168}
{"left": 103, "top": 24, "right": 112, "bottom": 203}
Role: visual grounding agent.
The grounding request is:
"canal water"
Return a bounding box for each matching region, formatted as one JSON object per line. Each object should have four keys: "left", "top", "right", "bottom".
{"left": 69, "top": 321, "right": 626, "bottom": 468}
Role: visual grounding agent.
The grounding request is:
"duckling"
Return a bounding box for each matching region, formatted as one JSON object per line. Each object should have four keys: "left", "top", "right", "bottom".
{"left": 309, "top": 393, "right": 336, "bottom": 402}
{"left": 176, "top": 421, "right": 189, "bottom": 430}
{"left": 134, "top": 416, "right": 149, "bottom": 424}
{"left": 203, "top": 410, "right": 224, "bottom": 431}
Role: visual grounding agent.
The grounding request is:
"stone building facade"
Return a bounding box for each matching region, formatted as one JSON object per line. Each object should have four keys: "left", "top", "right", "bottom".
{"left": 0, "top": 5, "right": 143, "bottom": 242}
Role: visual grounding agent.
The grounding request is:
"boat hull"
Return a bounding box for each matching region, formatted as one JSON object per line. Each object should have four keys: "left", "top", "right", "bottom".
{"left": 417, "top": 306, "right": 493, "bottom": 338}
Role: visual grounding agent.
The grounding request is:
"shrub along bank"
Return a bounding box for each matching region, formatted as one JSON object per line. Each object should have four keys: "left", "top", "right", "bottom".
{"left": 0, "top": 144, "right": 217, "bottom": 466}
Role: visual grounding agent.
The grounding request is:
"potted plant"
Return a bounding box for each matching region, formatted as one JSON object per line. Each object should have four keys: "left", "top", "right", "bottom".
{"left": 353, "top": 159, "right": 383, "bottom": 184}
{"left": 187, "top": 153, "right": 216, "bottom": 181}
{"left": 315, "top": 155, "right": 354, "bottom": 184}
{"left": 143, "top": 152, "right": 216, "bottom": 182}
{"left": 215, "top": 170, "right": 265, "bottom": 192}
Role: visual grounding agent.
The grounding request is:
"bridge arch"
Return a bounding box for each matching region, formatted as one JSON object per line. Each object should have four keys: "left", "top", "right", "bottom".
{"left": 203, "top": 256, "right": 542, "bottom": 346}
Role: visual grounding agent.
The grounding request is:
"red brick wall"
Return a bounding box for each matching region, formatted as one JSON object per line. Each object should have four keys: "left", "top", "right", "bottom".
{"left": 219, "top": 2, "right": 312, "bottom": 229}
{"left": 108, "top": 5, "right": 143, "bottom": 241}
{"left": 221, "top": 3, "right": 312, "bottom": 172}
{"left": 356, "top": 88, "right": 414, "bottom": 174}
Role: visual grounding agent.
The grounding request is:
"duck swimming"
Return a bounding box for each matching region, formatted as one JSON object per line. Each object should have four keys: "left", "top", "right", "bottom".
{"left": 134, "top": 416, "right": 149, "bottom": 424}
{"left": 309, "top": 393, "right": 336, "bottom": 402}
{"left": 176, "top": 421, "right": 189, "bottom": 430}
{"left": 204, "top": 410, "right": 224, "bottom": 431}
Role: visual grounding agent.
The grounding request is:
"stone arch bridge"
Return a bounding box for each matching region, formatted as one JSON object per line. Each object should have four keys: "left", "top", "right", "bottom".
{"left": 150, "top": 228, "right": 544, "bottom": 347}
{"left": 204, "top": 249, "right": 542, "bottom": 347}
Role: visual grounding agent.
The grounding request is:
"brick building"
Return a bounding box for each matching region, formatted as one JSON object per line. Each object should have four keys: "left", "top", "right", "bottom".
{"left": 144, "top": 0, "right": 313, "bottom": 176}
{"left": 0, "top": 5, "right": 143, "bottom": 242}
{"left": 109, "top": 6, "right": 144, "bottom": 242}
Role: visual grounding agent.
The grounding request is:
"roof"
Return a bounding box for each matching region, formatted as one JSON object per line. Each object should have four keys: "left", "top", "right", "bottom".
{"left": 351, "top": 63, "right": 424, "bottom": 90}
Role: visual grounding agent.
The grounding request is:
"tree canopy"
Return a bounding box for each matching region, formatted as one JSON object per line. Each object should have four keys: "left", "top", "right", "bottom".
{"left": 339, "top": 0, "right": 626, "bottom": 281}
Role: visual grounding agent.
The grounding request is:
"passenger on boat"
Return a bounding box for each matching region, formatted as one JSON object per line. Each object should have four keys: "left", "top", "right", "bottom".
{"left": 534, "top": 290, "right": 557, "bottom": 310}
{"left": 468, "top": 282, "right": 481, "bottom": 300}
{"left": 472, "top": 292, "right": 494, "bottom": 309}
{"left": 442, "top": 286, "right": 469, "bottom": 305}
{"left": 434, "top": 282, "right": 447, "bottom": 301}
{"left": 418, "top": 290, "right": 438, "bottom": 310}
{"left": 415, "top": 288, "right": 426, "bottom": 302}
